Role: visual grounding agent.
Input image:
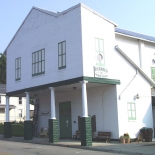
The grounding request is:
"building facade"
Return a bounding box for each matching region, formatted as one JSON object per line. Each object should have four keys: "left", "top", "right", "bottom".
{"left": 4, "top": 3, "right": 155, "bottom": 144}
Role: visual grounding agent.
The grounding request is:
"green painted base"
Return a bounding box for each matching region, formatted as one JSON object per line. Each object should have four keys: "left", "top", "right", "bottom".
{"left": 80, "top": 117, "right": 92, "bottom": 146}
{"left": 4, "top": 122, "right": 11, "bottom": 138}
{"left": 49, "top": 119, "right": 59, "bottom": 143}
{"left": 24, "top": 121, "right": 33, "bottom": 140}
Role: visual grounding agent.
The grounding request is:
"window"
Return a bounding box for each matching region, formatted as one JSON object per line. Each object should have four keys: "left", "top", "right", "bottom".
{"left": 19, "top": 109, "right": 22, "bottom": 118}
{"left": 58, "top": 41, "right": 66, "bottom": 69}
{"left": 0, "top": 95, "right": 1, "bottom": 104}
{"left": 127, "top": 102, "right": 136, "bottom": 120}
{"left": 151, "top": 67, "right": 155, "bottom": 81}
{"left": 19, "top": 97, "right": 22, "bottom": 104}
{"left": 15, "top": 57, "right": 21, "bottom": 81}
{"left": 32, "top": 49, "right": 45, "bottom": 76}
{"left": 95, "top": 38, "right": 104, "bottom": 66}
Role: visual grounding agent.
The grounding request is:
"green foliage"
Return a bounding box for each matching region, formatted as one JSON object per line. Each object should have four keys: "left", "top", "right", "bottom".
{"left": 0, "top": 123, "right": 24, "bottom": 137}
{"left": 0, "top": 53, "right": 6, "bottom": 84}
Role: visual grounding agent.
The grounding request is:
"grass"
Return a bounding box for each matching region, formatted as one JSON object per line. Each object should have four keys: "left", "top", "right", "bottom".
{"left": 0, "top": 123, "right": 24, "bottom": 137}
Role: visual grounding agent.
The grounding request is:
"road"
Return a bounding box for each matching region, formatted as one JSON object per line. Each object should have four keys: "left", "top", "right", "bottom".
{"left": 0, "top": 140, "right": 125, "bottom": 155}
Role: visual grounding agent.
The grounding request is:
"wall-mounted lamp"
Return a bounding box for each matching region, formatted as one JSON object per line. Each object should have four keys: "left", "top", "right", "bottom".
{"left": 134, "top": 94, "right": 140, "bottom": 99}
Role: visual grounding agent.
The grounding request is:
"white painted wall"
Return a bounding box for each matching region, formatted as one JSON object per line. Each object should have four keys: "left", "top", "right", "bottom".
{"left": 7, "top": 7, "right": 83, "bottom": 93}
{"left": 38, "top": 85, "right": 119, "bottom": 139}
{"left": 81, "top": 6, "right": 115, "bottom": 77}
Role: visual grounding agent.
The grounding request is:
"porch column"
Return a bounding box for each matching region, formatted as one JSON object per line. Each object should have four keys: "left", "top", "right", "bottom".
{"left": 4, "top": 96, "right": 11, "bottom": 138}
{"left": 49, "top": 87, "right": 59, "bottom": 143}
{"left": 80, "top": 81, "right": 92, "bottom": 146}
{"left": 24, "top": 92, "right": 33, "bottom": 140}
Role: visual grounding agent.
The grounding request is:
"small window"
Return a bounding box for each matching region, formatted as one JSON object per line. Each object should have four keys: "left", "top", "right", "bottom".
{"left": 95, "top": 38, "right": 104, "bottom": 66}
{"left": 19, "top": 109, "right": 22, "bottom": 118}
{"left": 19, "top": 97, "right": 22, "bottom": 104}
{"left": 127, "top": 102, "right": 136, "bottom": 121}
{"left": 58, "top": 41, "right": 66, "bottom": 69}
{"left": 15, "top": 57, "right": 21, "bottom": 81}
{"left": 32, "top": 49, "right": 45, "bottom": 76}
{"left": 151, "top": 67, "right": 155, "bottom": 81}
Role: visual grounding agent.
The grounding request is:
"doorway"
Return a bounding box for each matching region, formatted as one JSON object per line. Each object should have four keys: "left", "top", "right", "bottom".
{"left": 59, "top": 101, "right": 72, "bottom": 138}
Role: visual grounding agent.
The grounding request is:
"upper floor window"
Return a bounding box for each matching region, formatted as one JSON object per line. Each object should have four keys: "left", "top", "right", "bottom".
{"left": 95, "top": 38, "right": 104, "bottom": 66}
{"left": 15, "top": 57, "right": 21, "bottom": 81}
{"left": 32, "top": 49, "right": 45, "bottom": 76}
{"left": 58, "top": 41, "right": 66, "bottom": 69}
{"left": 151, "top": 67, "right": 155, "bottom": 81}
{"left": 19, "top": 97, "right": 22, "bottom": 104}
{"left": 127, "top": 102, "right": 136, "bottom": 121}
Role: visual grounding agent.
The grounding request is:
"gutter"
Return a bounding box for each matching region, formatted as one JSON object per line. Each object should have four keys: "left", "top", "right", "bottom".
{"left": 115, "top": 45, "right": 155, "bottom": 87}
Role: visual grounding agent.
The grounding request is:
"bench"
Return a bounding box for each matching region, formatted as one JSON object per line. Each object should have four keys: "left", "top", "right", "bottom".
{"left": 96, "top": 131, "right": 111, "bottom": 143}
{"left": 73, "top": 130, "right": 80, "bottom": 139}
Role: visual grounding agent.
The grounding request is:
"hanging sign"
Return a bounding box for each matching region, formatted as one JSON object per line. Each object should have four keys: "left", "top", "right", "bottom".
{"left": 94, "top": 66, "right": 108, "bottom": 78}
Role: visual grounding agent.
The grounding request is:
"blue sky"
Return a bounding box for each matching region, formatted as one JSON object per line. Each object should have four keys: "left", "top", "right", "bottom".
{"left": 0, "top": 0, "right": 155, "bottom": 53}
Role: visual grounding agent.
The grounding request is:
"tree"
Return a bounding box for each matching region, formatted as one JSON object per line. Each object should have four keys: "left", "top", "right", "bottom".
{"left": 0, "top": 53, "right": 6, "bottom": 84}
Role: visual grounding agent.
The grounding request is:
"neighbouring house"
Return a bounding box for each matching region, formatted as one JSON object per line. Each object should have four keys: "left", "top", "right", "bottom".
{"left": 3, "top": 3, "right": 155, "bottom": 145}
{"left": 0, "top": 84, "right": 34, "bottom": 123}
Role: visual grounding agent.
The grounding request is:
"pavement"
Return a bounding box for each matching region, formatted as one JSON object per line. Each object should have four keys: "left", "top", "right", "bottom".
{"left": 0, "top": 135, "right": 155, "bottom": 155}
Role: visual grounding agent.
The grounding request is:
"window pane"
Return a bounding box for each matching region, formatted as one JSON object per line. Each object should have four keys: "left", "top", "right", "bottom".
{"left": 95, "top": 39, "right": 99, "bottom": 51}
{"left": 32, "top": 64, "right": 35, "bottom": 74}
{"left": 39, "top": 51, "right": 41, "bottom": 61}
{"left": 39, "top": 62, "right": 41, "bottom": 72}
{"left": 42, "top": 61, "right": 44, "bottom": 72}
{"left": 59, "top": 56, "right": 62, "bottom": 67}
{"left": 63, "top": 55, "right": 66, "bottom": 66}
{"left": 42, "top": 50, "right": 45, "bottom": 60}
{"left": 36, "top": 52, "right": 38, "bottom": 62}
{"left": 35, "top": 63, "right": 38, "bottom": 73}
{"left": 132, "top": 111, "right": 136, "bottom": 118}
{"left": 128, "top": 104, "right": 130, "bottom": 110}
{"left": 99, "top": 40, "right": 104, "bottom": 52}
{"left": 128, "top": 111, "right": 131, "bottom": 117}
{"left": 58, "top": 44, "right": 61, "bottom": 55}
{"left": 15, "top": 70, "right": 17, "bottom": 79}
{"left": 62, "top": 42, "right": 65, "bottom": 54}
{"left": 32, "top": 53, "right": 35, "bottom": 63}
{"left": 132, "top": 104, "right": 135, "bottom": 110}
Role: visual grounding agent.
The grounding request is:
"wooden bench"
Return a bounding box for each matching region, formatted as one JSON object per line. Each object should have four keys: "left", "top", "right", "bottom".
{"left": 73, "top": 130, "right": 80, "bottom": 139}
{"left": 96, "top": 131, "right": 111, "bottom": 143}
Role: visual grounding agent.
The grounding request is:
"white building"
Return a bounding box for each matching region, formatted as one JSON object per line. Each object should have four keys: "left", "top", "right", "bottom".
{"left": 4, "top": 3, "right": 155, "bottom": 144}
{"left": 0, "top": 84, "right": 34, "bottom": 123}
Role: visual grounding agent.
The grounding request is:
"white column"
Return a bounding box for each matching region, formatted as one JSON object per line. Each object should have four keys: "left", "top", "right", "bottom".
{"left": 5, "top": 96, "right": 10, "bottom": 122}
{"left": 80, "top": 81, "right": 88, "bottom": 117}
{"left": 49, "top": 87, "right": 56, "bottom": 119}
{"left": 25, "top": 92, "right": 30, "bottom": 120}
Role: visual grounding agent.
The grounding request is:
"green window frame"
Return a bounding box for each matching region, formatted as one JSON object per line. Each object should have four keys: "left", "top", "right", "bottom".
{"left": 32, "top": 49, "right": 45, "bottom": 76}
{"left": 15, "top": 57, "right": 21, "bottom": 81}
{"left": 95, "top": 38, "right": 104, "bottom": 66}
{"left": 151, "top": 67, "right": 155, "bottom": 81}
{"left": 58, "top": 41, "right": 66, "bottom": 70}
{"left": 127, "top": 102, "right": 136, "bottom": 121}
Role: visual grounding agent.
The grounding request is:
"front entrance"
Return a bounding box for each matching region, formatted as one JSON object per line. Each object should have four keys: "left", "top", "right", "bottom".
{"left": 59, "top": 101, "right": 72, "bottom": 138}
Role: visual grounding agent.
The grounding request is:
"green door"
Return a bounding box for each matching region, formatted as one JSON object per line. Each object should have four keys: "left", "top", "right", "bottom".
{"left": 59, "top": 101, "right": 72, "bottom": 138}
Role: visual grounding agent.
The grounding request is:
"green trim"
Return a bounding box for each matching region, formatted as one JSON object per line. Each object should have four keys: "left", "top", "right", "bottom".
{"left": 84, "top": 76, "right": 120, "bottom": 85}
{"left": 127, "top": 102, "right": 136, "bottom": 121}
{"left": 32, "top": 49, "right": 45, "bottom": 77}
{"left": 15, "top": 57, "right": 21, "bottom": 81}
{"left": 6, "top": 76, "right": 120, "bottom": 96}
{"left": 151, "top": 67, "right": 155, "bottom": 81}
{"left": 58, "top": 41, "right": 66, "bottom": 70}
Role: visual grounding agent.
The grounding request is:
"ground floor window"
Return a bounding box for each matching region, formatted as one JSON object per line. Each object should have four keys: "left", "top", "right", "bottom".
{"left": 127, "top": 102, "right": 136, "bottom": 121}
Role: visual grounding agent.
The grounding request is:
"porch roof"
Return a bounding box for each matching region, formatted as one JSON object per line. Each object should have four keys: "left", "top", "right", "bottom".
{"left": 6, "top": 76, "right": 120, "bottom": 97}
{"left": 0, "top": 105, "right": 16, "bottom": 109}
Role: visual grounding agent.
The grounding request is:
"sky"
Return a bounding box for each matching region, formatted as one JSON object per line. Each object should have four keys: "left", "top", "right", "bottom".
{"left": 0, "top": 0, "right": 155, "bottom": 53}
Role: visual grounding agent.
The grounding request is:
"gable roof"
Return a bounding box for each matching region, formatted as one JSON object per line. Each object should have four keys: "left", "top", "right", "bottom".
{"left": 115, "top": 28, "right": 155, "bottom": 43}
{"left": 3, "top": 3, "right": 116, "bottom": 55}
